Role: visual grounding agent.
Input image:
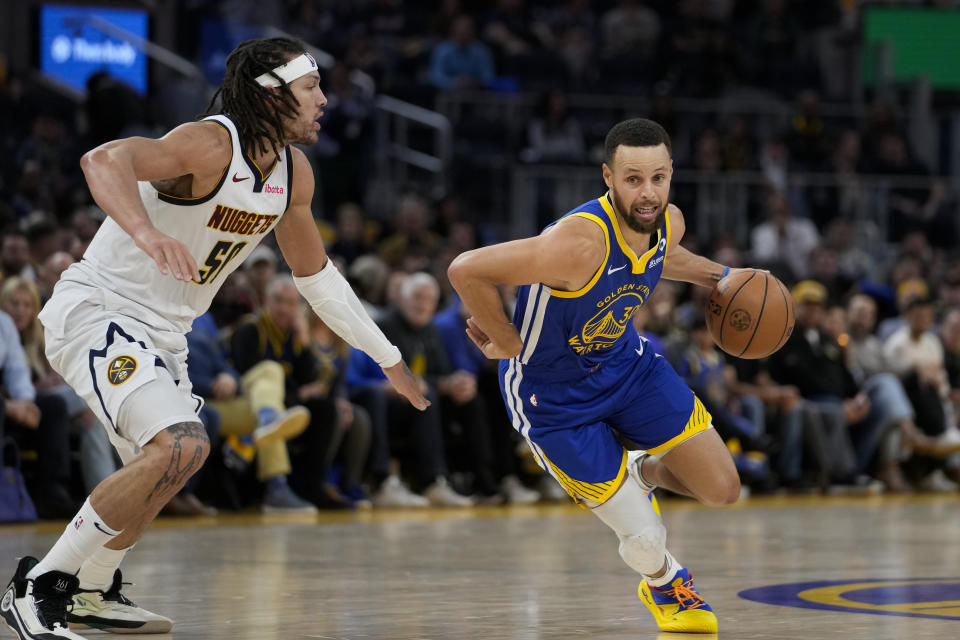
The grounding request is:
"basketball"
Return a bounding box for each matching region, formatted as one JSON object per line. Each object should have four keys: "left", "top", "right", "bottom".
{"left": 705, "top": 269, "right": 794, "bottom": 359}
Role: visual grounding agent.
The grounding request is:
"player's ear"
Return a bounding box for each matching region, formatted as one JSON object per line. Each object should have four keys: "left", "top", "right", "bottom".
{"left": 602, "top": 163, "right": 612, "bottom": 188}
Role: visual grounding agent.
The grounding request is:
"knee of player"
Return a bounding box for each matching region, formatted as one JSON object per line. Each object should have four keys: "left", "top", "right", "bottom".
{"left": 618, "top": 525, "right": 667, "bottom": 572}
{"left": 700, "top": 474, "right": 741, "bottom": 507}
{"left": 148, "top": 422, "right": 211, "bottom": 470}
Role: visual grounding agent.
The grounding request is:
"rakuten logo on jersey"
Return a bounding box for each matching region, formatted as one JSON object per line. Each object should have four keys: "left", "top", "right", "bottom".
{"left": 264, "top": 184, "right": 285, "bottom": 195}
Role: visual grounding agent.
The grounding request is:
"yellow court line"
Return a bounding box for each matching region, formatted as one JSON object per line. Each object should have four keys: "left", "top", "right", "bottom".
{"left": 2, "top": 494, "right": 956, "bottom": 535}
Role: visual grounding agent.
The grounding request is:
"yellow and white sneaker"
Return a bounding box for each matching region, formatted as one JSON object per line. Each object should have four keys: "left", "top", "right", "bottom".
{"left": 639, "top": 568, "right": 717, "bottom": 634}
{"left": 68, "top": 570, "right": 172, "bottom": 634}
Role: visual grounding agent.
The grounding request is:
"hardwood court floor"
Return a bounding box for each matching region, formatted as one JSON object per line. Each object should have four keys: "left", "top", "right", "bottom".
{"left": 0, "top": 494, "right": 958, "bottom": 639}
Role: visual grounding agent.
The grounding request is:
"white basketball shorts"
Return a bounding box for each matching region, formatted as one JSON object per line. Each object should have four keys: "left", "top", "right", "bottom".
{"left": 40, "top": 285, "right": 204, "bottom": 464}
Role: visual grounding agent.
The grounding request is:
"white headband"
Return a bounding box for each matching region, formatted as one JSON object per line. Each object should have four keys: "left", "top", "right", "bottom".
{"left": 254, "top": 52, "right": 319, "bottom": 87}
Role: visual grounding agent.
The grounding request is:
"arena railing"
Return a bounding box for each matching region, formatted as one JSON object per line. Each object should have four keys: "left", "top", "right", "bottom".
{"left": 507, "top": 164, "right": 957, "bottom": 247}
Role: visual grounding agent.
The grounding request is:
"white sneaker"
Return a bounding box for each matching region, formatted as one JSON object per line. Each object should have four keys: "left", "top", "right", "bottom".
{"left": 372, "top": 476, "right": 429, "bottom": 508}
{"left": 0, "top": 557, "right": 85, "bottom": 639}
{"left": 932, "top": 428, "right": 960, "bottom": 456}
{"left": 501, "top": 475, "right": 540, "bottom": 504}
{"left": 68, "top": 569, "right": 172, "bottom": 633}
{"left": 919, "top": 469, "right": 959, "bottom": 493}
{"left": 253, "top": 406, "right": 311, "bottom": 447}
{"left": 423, "top": 477, "right": 474, "bottom": 507}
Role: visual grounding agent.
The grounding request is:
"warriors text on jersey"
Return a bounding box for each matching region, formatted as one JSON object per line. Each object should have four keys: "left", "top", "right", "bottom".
{"left": 49, "top": 114, "right": 292, "bottom": 334}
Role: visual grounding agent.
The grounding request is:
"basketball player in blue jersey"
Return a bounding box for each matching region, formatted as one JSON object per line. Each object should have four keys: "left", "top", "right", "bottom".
{"left": 0, "top": 38, "right": 428, "bottom": 640}
{"left": 448, "top": 118, "right": 749, "bottom": 634}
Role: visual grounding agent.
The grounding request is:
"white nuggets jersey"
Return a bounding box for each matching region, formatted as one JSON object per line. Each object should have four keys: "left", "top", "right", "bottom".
{"left": 54, "top": 114, "right": 292, "bottom": 334}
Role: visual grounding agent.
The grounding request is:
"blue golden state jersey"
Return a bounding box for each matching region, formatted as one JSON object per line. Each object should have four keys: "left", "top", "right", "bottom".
{"left": 509, "top": 193, "right": 670, "bottom": 384}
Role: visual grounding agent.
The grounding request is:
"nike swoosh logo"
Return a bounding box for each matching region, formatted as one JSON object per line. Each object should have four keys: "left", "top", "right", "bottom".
{"left": 93, "top": 522, "right": 116, "bottom": 536}
{"left": 607, "top": 264, "right": 627, "bottom": 275}
{"left": 232, "top": 173, "right": 250, "bottom": 182}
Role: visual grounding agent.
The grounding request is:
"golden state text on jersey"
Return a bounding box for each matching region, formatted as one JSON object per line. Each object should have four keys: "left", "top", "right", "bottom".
{"left": 508, "top": 194, "right": 670, "bottom": 383}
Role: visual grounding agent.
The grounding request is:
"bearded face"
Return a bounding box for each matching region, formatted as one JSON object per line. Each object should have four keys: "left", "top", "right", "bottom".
{"left": 609, "top": 184, "right": 666, "bottom": 234}
{"left": 602, "top": 143, "right": 672, "bottom": 235}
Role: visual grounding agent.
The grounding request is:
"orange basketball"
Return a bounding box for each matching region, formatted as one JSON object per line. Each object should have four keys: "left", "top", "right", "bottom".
{"left": 704, "top": 269, "right": 795, "bottom": 359}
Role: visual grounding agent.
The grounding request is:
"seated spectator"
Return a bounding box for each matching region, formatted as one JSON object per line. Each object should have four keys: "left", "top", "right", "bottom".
{"left": 36, "top": 251, "right": 74, "bottom": 303}
{"left": 307, "top": 313, "right": 374, "bottom": 508}
{"left": 520, "top": 90, "right": 586, "bottom": 164}
{"left": 231, "top": 276, "right": 355, "bottom": 510}
{"left": 188, "top": 311, "right": 315, "bottom": 513}
{"left": 244, "top": 245, "right": 278, "bottom": 310}
{"left": 428, "top": 15, "right": 495, "bottom": 91}
{"left": 870, "top": 132, "right": 951, "bottom": 247}
{"left": 378, "top": 194, "right": 443, "bottom": 272}
{"left": 314, "top": 63, "right": 376, "bottom": 216}
{"left": 768, "top": 281, "right": 869, "bottom": 488}
{"left": 876, "top": 278, "right": 930, "bottom": 342}
{"left": 1, "top": 230, "right": 35, "bottom": 282}
{"left": 0, "top": 277, "right": 113, "bottom": 497}
{"left": 0, "top": 305, "right": 76, "bottom": 518}
{"left": 348, "top": 255, "right": 391, "bottom": 321}
{"left": 348, "top": 273, "right": 473, "bottom": 507}
{"left": 329, "top": 203, "right": 377, "bottom": 267}
{"left": 940, "top": 307, "right": 960, "bottom": 414}
{"left": 842, "top": 294, "right": 932, "bottom": 491}
{"left": 883, "top": 295, "right": 960, "bottom": 468}
{"left": 433, "top": 294, "right": 540, "bottom": 504}
{"left": 750, "top": 191, "right": 819, "bottom": 281}
{"left": 599, "top": 0, "right": 661, "bottom": 86}
{"left": 673, "top": 318, "right": 772, "bottom": 489}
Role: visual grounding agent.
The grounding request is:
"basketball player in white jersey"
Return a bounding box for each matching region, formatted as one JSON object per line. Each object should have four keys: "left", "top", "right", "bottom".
{"left": 0, "top": 37, "right": 428, "bottom": 640}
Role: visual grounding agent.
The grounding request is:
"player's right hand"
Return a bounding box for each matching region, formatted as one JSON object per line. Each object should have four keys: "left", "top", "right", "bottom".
{"left": 134, "top": 226, "right": 201, "bottom": 282}
{"left": 465, "top": 317, "right": 523, "bottom": 359}
{"left": 383, "top": 361, "right": 431, "bottom": 411}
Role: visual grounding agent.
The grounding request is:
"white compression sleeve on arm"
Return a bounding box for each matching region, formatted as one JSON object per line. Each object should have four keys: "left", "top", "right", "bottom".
{"left": 294, "top": 261, "right": 402, "bottom": 368}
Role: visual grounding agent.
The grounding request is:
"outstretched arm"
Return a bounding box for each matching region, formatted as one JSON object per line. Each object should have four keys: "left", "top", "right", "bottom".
{"left": 447, "top": 216, "right": 606, "bottom": 359}
{"left": 275, "top": 148, "right": 429, "bottom": 410}
{"left": 661, "top": 205, "right": 729, "bottom": 288}
{"left": 79, "top": 122, "right": 232, "bottom": 282}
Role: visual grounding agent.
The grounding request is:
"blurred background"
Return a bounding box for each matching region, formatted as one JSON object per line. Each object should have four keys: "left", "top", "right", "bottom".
{"left": 1, "top": 0, "right": 960, "bottom": 520}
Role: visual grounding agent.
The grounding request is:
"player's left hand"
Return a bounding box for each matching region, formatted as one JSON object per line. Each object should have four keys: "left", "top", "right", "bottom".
{"left": 382, "top": 361, "right": 431, "bottom": 411}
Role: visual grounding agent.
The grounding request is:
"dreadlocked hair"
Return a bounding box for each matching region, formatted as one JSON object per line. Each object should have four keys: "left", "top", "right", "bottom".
{"left": 203, "top": 37, "right": 307, "bottom": 158}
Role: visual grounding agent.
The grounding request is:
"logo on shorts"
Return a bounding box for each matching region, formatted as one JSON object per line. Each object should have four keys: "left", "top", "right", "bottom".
{"left": 73, "top": 515, "right": 83, "bottom": 530}
{"left": 529, "top": 394, "right": 538, "bottom": 407}
{"left": 107, "top": 356, "right": 137, "bottom": 386}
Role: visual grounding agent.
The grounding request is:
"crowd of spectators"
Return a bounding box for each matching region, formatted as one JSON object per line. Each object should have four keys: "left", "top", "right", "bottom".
{"left": 1, "top": 1, "right": 960, "bottom": 518}
{"left": 1, "top": 179, "right": 959, "bottom": 518}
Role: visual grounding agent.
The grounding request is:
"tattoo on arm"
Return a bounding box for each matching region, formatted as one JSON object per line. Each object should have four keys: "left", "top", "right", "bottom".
{"left": 146, "top": 422, "right": 209, "bottom": 503}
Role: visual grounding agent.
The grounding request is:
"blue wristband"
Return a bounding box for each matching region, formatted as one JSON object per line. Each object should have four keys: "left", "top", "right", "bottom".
{"left": 720, "top": 265, "right": 730, "bottom": 279}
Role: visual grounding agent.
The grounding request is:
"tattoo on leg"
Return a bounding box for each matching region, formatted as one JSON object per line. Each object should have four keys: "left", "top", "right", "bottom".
{"left": 146, "top": 422, "right": 209, "bottom": 503}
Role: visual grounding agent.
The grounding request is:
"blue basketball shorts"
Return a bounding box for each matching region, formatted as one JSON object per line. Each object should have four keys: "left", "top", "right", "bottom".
{"left": 499, "top": 352, "right": 712, "bottom": 503}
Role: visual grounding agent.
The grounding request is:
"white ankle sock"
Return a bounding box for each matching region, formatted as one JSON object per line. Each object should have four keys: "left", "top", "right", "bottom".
{"left": 78, "top": 545, "right": 131, "bottom": 591}
{"left": 645, "top": 551, "right": 680, "bottom": 588}
{"left": 27, "top": 497, "right": 123, "bottom": 579}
